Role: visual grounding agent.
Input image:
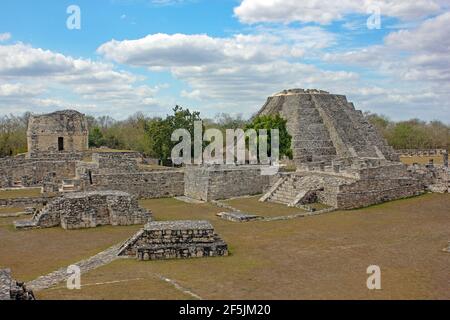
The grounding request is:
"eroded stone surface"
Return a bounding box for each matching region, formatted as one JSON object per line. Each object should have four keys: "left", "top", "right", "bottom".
{"left": 27, "top": 110, "right": 88, "bottom": 158}
{"left": 184, "top": 165, "right": 270, "bottom": 201}
{"left": 119, "top": 220, "right": 228, "bottom": 260}
{"left": 216, "top": 212, "right": 262, "bottom": 222}
{"left": 14, "top": 190, "right": 152, "bottom": 230}
{"left": 0, "top": 269, "right": 35, "bottom": 300}
{"left": 257, "top": 88, "right": 398, "bottom": 165}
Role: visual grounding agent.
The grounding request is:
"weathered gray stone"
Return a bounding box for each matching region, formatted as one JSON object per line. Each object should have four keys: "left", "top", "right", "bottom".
{"left": 216, "top": 212, "right": 262, "bottom": 222}
{"left": 118, "top": 220, "right": 228, "bottom": 260}
{"left": 256, "top": 89, "right": 398, "bottom": 165}
{"left": 184, "top": 164, "right": 270, "bottom": 201}
{"left": 0, "top": 269, "right": 35, "bottom": 300}
{"left": 14, "top": 190, "right": 152, "bottom": 230}
{"left": 27, "top": 110, "right": 88, "bottom": 158}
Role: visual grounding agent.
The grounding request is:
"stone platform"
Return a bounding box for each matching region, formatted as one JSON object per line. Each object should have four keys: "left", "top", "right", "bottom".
{"left": 118, "top": 220, "right": 228, "bottom": 261}
{"left": 14, "top": 190, "right": 152, "bottom": 230}
{"left": 216, "top": 211, "right": 262, "bottom": 222}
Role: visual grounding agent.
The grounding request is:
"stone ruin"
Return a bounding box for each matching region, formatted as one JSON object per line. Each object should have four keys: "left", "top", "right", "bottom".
{"left": 14, "top": 191, "right": 152, "bottom": 230}
{"left": 27, "top": 110, "right": 89, "bottom": 158}
{"left": 118, "top": 220, "right": 228, "bottom": 261}
{"left": 184, "top": 164, "right": 270, "bottom": 201}
{"left": 257, "top": 89, "right": 399, "bottom": 165}
{"left": 407, "top": 163, "right": 449, "bottom": 193}
{"left": 254, "top": 89, "right": 441, "bottom": 209}
{"left": 0, "top": 269, "right": 35, "bottom": 300}
{"left": 260, "top": 158, "right": 426, "bottom": 209}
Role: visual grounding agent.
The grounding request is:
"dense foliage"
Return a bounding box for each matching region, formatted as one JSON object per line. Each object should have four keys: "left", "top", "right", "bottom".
{"left": 245, "top": 114, "right": 293, "bottom": 160}
{"left": 364, "top": 112, "right": 449, "bottom": 150}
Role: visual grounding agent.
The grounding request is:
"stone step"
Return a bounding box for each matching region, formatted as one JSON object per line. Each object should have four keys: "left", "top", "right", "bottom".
{"left": 293, "top": 140, "right": 335, "bottom": 149}
{"left": 271, "top": 190, "right": 295, "bottom": 196}
{"left": 268, "top": 198, "right": 291, "bottom": 205}
{"left": 272, "top": 195, "right": 296, "bottom": 201}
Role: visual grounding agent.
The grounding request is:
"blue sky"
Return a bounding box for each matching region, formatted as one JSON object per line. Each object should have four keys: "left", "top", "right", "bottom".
{"left": 0, "top": 0, "right": 449, "bottom": 122}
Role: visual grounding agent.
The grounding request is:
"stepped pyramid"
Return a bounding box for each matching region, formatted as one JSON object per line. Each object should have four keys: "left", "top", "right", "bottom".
{"left": 256, "top": 89, "right": 398, "bottom": 165}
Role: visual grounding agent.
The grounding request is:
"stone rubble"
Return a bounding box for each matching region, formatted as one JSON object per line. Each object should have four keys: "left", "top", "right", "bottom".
{"left": 0, "top": 269, "right": 35, "bottom": 300}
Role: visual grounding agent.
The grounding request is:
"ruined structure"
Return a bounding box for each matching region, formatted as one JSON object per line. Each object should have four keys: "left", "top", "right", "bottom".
{"left": 257, "top": 89, "right": 427, "bottom": 209}
{"left": 408, "top": 163, "right": 449, "bottom": 193}
{"left": 118, "top": 220, "right": 228, "bottom": 260}
{"left": 27, "top": 110, "right": 88, "bottom": 158}
{"left": 73, "top": 152, "right": 185, "bottom": 198}
{"left": 14, "top": 191, "right": 151, "bottom": 230}
{"left": 184, "top": 165, "right": 270, "bottom": 201}
{"left": 0, "top": 269, "right": 35, "bottom": 300}
{"left": 257, "top": 89, "right": 398, "bottom": 165}
{"left": 261, "top": 160, "right": 424, "bottom": 209}
{"left": 0, "top": 110, "right": 88, "bottom": 189}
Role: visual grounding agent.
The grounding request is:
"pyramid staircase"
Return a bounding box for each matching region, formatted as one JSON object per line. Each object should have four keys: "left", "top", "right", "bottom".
{"left": 287, "top": 96, "right": 337, "bottom": 165}
{"left": 260, "top": 174, "right": 324, "bottom": 207}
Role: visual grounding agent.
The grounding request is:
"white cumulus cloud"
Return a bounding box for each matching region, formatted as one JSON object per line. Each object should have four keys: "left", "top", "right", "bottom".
{"left": 0, "top": 43, "right": 165, "bottom": 117}
{"left": 234, "top": 0, "right": 444, "bottom": 24}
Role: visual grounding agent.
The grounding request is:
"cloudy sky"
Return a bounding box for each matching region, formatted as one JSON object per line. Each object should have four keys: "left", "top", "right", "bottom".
{"left": 0, "top": 0, "right": 449, "bottom": 122}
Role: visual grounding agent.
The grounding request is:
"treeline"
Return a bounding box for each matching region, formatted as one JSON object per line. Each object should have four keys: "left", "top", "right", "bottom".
{"left": 364, "top": 113, "right": 449, "bottom": 150}
{"left": 0, "top": 113, "right": 29, "bottom": 157}
{"left": 0, "top": 108, "right": 448, "bottom": 158}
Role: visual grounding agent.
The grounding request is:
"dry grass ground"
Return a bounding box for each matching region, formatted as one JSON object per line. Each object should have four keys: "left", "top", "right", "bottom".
{"left": 0, "top": 223, "right": 142, "bottom": 282}
{"left": 0, "top": 188, "right": 42, "bottom": 199}
{"left": 0, "top": 207, "right": 24, "bottom": 215}
{"left": 13, "top": 193, "right": 447, "bottom": 300}
{"left": 400, "top": 155, "right": 444, "bottom": 165}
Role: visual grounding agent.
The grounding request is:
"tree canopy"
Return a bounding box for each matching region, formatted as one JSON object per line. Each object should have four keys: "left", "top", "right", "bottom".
{"left": 245, "top": 114, "right": 293, "bottom": 160}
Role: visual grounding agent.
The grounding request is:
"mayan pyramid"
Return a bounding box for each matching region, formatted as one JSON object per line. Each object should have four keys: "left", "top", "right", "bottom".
{"left": 256, "top": 89, "right": 398, "bottom": 165}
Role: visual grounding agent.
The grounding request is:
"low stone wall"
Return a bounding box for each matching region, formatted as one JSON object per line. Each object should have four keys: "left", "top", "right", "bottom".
{"left": 14, "top": 191, "right": 152, "bottom": 230}
{"left": 184, "top": 165, "right": 271, "bottom": 201}
{"left": 396, "top": 149, "right": 448, "bottom": 156}
{"left": 92, "top": 152, "right": 142, "bottom": 174}
{"left": 332, "top": 178, "right": 423, "bottom": 209}
{"left": 119, "top": 220, "right": 228, "bottom": 260}
{"left": 26, "top": 152, "right": 85, "bottom": 160}
{"left": 0, "top": 157, "right": 76, "bottom": 188}
{"left": 0, "top": 195, "right": 54, "bottom": 207}
{"left": 407, "top": 164, "right": 449, "bottom": 193}
{"left": 89, "top": 170, "right": 185, "bottom": 199}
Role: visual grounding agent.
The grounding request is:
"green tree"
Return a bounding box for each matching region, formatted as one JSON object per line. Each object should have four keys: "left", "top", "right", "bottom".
{"left": 388, "top": 121, "right": 431, "bottom": 149}
{"left": 0, "top": 114, "right": 28, "bottom": 157}
{"left": 88, "top": 127, "right": 105, "bottom": 148}
{"left": 145, "top": 106, "right": 202, "bottom": 162}
{"left": 245, "top": 114, "right": 293, "bottom": 159}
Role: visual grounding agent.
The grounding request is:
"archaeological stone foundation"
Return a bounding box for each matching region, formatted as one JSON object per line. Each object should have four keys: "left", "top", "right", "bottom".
{"left": 14, "top": 191, "right": 152, "bottom": 230}
{"left": 118, "top": 220, "right": 228, "bottom": 261}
